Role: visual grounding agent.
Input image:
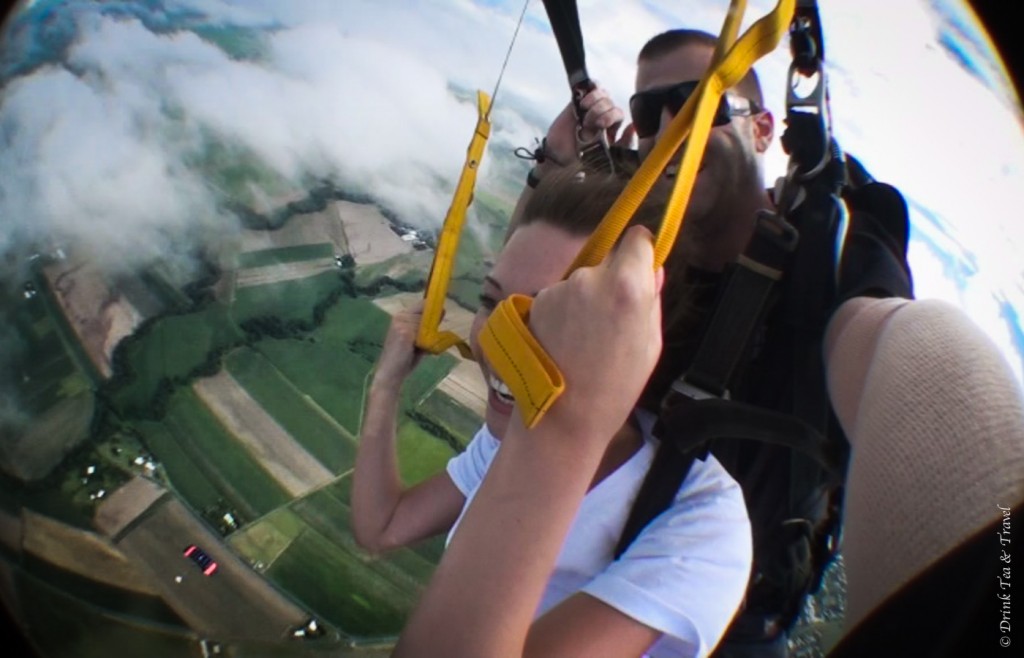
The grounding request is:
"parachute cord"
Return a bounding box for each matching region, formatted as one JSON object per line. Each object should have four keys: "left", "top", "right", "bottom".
{"left": 487, "top": 0, "right": 531, "bottom": 122}
{"left": 416, "top": 1, "right": 529, "bottom": 358}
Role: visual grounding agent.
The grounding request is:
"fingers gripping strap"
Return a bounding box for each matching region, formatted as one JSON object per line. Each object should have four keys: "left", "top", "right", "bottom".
{"left": 479, "top": 294, "right": 565, "bottom": 429}
{"left": 416, "top": 90, "right": 492, "bottom": 359}
{"left": 420, "top": 330, "right": 475, "bottom": 360}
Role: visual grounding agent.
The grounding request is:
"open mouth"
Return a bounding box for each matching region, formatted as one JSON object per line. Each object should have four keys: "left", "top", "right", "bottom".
{"left": 488, "top": 373, "right": 515, "bottom": 405}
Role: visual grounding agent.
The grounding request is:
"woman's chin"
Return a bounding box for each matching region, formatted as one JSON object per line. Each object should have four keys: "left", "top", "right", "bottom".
{"left": 485, "top": 389, "right": 514, "bottom": 439}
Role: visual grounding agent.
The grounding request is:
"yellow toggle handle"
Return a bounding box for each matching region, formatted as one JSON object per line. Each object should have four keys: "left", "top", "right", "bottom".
{"left": 416, "top": 90, "right": 492, "bottom": 360}
{"left": 482, "top": 0, "right": 795, "bottom": 429}
{"left": 477, "top": 293, "right": 565, "bottom": 427}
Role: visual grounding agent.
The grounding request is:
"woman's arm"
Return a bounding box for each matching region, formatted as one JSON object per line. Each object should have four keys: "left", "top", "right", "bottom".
{"left": 395, "top": 226, "right": 665, "bottom": 657}
{"left": 351, "top": 301, "right": 465, "bottom": 554}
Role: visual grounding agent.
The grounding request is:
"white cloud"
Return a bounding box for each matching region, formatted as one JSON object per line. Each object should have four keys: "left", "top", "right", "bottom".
{"left": 0, "top": 0, "right": 1021, "bottom": 379}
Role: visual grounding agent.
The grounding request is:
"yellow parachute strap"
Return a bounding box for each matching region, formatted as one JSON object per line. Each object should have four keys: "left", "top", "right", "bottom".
{"left": 713, "top": 0, "right": 748, "bottom": 65}
{"left": 415, "top": 91, "right": 492, "bottom": 360}
{"left": 481, "top": 0, "right": 795, "bottom": 429}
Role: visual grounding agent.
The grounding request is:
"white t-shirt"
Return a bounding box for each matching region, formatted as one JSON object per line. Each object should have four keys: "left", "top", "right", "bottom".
{"left": 445, "top": 411, "right": 752, "bottom": 658}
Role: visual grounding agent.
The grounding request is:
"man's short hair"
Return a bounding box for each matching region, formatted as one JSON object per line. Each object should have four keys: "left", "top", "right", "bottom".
{"left": 638, "top": 28, "right": 764, "bottom": 109}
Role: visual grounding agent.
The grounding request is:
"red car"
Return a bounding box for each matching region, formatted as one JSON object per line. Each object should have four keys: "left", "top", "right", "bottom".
{"left": 183, "top": 544, "right": 218, "bottom": 576}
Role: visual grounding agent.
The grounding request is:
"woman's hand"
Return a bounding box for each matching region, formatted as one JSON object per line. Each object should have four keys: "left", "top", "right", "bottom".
{"left": 372, "top": 299, "right": 426, "bottom": 387}
{"left": 528, "top": 225, "right": 664, "bottom": 443}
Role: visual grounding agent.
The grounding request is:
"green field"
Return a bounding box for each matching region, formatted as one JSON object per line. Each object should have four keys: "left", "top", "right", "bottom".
{"left": 263, "top": 509, "right": 419, "bottom": 638}
{"left": 237, "top": 243, "right": 335, "bottom": 269}
{"left": 229, "top": 474, "right": 449, "bottom": 640}
{"left": 1, "top": 214, "right": 490, "bottom": 647}
{"left": 226, "top": 348, "right": 357, "bottom": 473}
{"left": 250, "top": 296, "right": 457, "bottom": 436}
{"left": 8, "top": 314, "right": 80, "bottom": 413}
{"left": 4, "top": 278, "right": 94, "bottom": 415}
{"left": 415, "top": 390, "right": 481, "bottom": 449}
{"left": 233, "top": 270, "right": 345, "bottom": 324}
{"left": 143, "top": 389, "right": 290, "bottom": 520}
{"left": 291, "top": 487, "right": 437, "bottom": 586}
{"left": 110, "top": 303, "right": 243, "bottom": 415}
{"left": 134, "top": 421, "right": 224, "bottom": 514}
{"left": 394, "top": 421, "right": 457, "bottom": 486}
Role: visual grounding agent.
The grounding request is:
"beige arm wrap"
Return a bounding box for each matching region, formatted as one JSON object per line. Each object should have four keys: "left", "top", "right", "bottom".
{"left": 824, "top": 296, "right": 1024, "bottom": 632}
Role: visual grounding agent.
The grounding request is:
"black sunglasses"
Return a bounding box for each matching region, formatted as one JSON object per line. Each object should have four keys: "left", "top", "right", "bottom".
{"left": 629, "top": 80, "right": 761, "bottom": 139}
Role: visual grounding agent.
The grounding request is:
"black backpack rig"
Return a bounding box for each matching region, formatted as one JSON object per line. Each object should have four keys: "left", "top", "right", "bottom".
{"left": 614, "top": 3, "right": 915, "bottom": 655}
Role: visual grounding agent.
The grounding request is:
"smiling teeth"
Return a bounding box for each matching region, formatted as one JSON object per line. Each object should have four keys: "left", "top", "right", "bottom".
{"left": 488, "top": 374, "right": 514, "bottom": 403}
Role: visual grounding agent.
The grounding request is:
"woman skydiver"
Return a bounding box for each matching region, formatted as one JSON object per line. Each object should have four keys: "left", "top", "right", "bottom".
{"left": 351, "top": 164, "right": 753, "bottom": 658}
{"left": 391, "top": 222, "right": 1024, "bottom": 657}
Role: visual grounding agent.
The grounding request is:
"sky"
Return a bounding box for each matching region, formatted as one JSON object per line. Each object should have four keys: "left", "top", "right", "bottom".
{"left": 0, "top": 0, "right": 1021, "bottom": 380}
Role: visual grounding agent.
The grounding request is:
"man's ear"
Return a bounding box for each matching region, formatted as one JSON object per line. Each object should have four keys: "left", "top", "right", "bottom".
{"left": 753, "top": 109, "right": 774, "bottom": 154}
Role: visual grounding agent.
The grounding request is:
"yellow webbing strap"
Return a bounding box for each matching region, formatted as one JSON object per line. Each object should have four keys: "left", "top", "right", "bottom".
{"left": 415, "top": 90, "right": 492, "bottom": 360}
{"left": 478, "top": 293, "right": 565, "bottom": 419}
{"left": 482, "top": 0, "right": 795, "bottom": 428}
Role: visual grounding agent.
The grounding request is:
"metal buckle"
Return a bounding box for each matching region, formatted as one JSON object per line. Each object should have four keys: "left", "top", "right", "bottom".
{"left": 670, "top": 377, "right": 730, "bottom": 401}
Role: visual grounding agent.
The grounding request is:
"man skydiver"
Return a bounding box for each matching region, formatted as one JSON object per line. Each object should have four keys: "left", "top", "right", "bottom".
{"left": 516, "top": 29, "right": 773, "bottom": 274}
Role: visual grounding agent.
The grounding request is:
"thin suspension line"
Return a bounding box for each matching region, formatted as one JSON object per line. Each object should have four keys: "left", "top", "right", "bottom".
{"left": 487, "top": 0, "right": 531, "bottom": 120}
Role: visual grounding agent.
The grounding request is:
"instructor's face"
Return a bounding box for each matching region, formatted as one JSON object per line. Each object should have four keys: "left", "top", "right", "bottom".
{"left": 634, "top": 43, "right": 766, "bottom": 229}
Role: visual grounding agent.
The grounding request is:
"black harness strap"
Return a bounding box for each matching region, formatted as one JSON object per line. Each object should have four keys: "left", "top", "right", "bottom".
{"left": 681, "top": 211, "right": 798, "bottom": 399}
{"left": 539, "top": 0, "right": 595, "bottom": 114}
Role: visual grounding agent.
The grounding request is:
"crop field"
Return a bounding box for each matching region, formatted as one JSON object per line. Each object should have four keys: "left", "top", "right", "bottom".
{"left": 262, "top": 508, "right": 418, "bottom": 638}
{"left": 351, "top": 252, "right": 433, "bottom": 289}
{"left": 6, "top": 293, "right": 82, "bottom": 414}
{"left": 0, "top": 281, "right": 99, "bottom": 485}
{"left": 133, "top": 421, "right": 225, "bottom": 515}
{"left": 226, "top": 348, "right": 357, "bottom": 473}
{"left": 6, "top": 280, "right": 93, "bottom": 402}
{"left": 227, "top": 476, "right": 447, "bottom": 640}
{"left": 236, "top": 243, "right": 335, "bottom": 269}
{"left": 415, "top": 390, "right": 481, "bottom": 449}
{"left": 140, "top": 389, "right": 290, "bottom": 519}
{"left": 232, "top": 270, "right": 345, "bottom": 324}
{"left": 110, "top": 303, "right": 242, "bottom": 414}
{"left": 250, "top": 296, "right": 457, "bottom": 436}
{"left": 227, "top": 506, "right": 304, "bottom": 568}
{"left": 291, "top": 488, "right": 436, "bottom": 587}
{"left": 0, "top": 198, "right": 493, "bottom": 648}
{"left": 394, "top": 421, "right": 457, "bottom": 485}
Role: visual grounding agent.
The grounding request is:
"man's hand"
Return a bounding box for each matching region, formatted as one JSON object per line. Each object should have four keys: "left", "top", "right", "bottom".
{"left": 373, "top": 300, "right": 426, "bottom": 387}
{"left": 540, "top": 84, "right": 626, "bottom": 172}
{"left": 527, "top": 225, "right": 664, "bottom": 443}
